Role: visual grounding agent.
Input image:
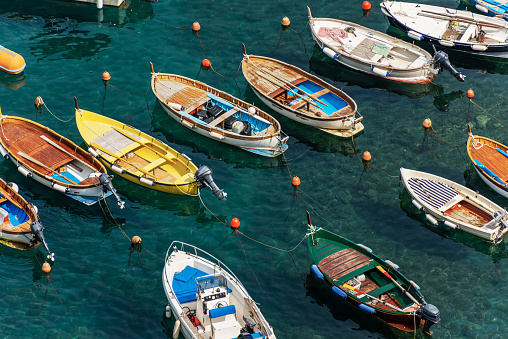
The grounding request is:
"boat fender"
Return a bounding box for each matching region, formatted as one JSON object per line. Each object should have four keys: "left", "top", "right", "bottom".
{"left": 322, "top": 47, "right": 339, "bottom": 59}
{"left": 7, "top": 182, "right": 19, "bottom": 193}
{"left": 140, "top": 177, "right": 155, "bottom": 186}
{"left": 475, "top": 4, "right": 489, "bottom": 13}
{"left": 0, "top": 143, "right": 8, "bottom": 159}
{"left": 385, "top": 260, "right": 400, "bottom": 271}
{"left": 409, "top": 280, "right": 420, "bottom": 290}
{"left": 411, "top": 199, "right": 423, "bottom": 211}
{"left": 311, "top": 264, "right": 324, "bottom": 280}
{"left": 356, "top": 243, "right": 372, "bottom": 253}
{"left": 444, "top": 220, "right": 458, "bottom": 229}
{"left": 17, "top": 166, "right": 32, "bottom": 178}
{"left": 332, "top": 286, "right": 347, "bottom": 299}
{"left": 88, "top": 147, "right": 99, "bottom": 158}
{"left": 425, "top": 213, "right": 439, "bottom": 225}
{"left": 359, "top": 304, "right": 376, "bottom": 314}
{"left": 173, "top": 318, "right": 181, "bottom": 339}
{"left": 167, "top": 102, "right": 184, "bottom": 111}
{"left": 471, "top": 44, "right": 488, "bottom": 51}
{"left": 438, "top": 40, "right": 455, "bottom": 48}
{"left": 111, "top": 164, "right": 124, "bottom": 174}
{"left": 371, "top": 67, "right": 389, "bottom": 77}
{"left": 165, "top": 305, "right": 171, "bottom": 318}
{"left": 52, "top": 183, "right": 69, "bottom": 193}
{"left": 181, "top": 153, "right": 192, "bottom": 161}
{"left": 32, "top": 204, "right": 38, "bottom": 214}
{"left": 407, "top": 30, "right": 423, "bottom": 41}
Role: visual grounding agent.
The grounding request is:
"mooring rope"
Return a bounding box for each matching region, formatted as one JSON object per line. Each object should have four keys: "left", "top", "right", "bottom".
{"left": 106, "top": 82, "right": 151, "bottom": 97}
{"left": 43, "top": 102, "right": 75, "bottom": 123}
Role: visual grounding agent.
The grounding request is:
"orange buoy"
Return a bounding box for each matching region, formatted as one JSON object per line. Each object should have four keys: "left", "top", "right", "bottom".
{"left": 34, "top": 96, "right": 43, "bottom": 109}
{"left": 362, "top": 151, "right": 371, "bottom": 162}
{"left": 0, "top": 45, "right": 25, "bottom": 75}
{"left": 466, "top": 88, "right": 474, "bottom": 99}
{"left": 42, "top": 262, "right": 51, "bottom": 274}
{"left": 230, "top": 217, "right": 240, "bottom": 229}
{"left": 281, "top": 16, "right": 290, "bottom": 27}
{"left": 362, "top": 1, "right": 372, "bottom": 10}
{"left": 201, "top": 59, "right": 211, "bottom": 68}
{"left": 291, "top": 176, "right": 301, "bottom": 188}
{"left": 102, "top": 71, "right": 111, "bottom": 85}
{"left": 131, "top": 236, "right": 142, "bottom": 246}
{"left": 192, "top": 21, "right": 201, "bottom": 32}
{"left": 423, "top": 118, "right": 432, "bottom": 129}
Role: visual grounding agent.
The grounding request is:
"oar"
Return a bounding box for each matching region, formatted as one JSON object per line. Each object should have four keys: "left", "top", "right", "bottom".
{"left": 343, "top": 283, "right": 404, "bottom": 312}
{"left": 418, "top": 11, "right": 504, "bottom": 29}
{"left": 376, "top": 266, "right": 421, "bottom": 305}
{"left": 90, "top": 143, "right": 156, "bottom": 179}
{"left": 255, "top": 71, "right": 323, "bottom": 110}
{"left": 40, "top": 135, "right": 98, "bottom": 172}
{"left": 260, "top": 68, "right": 328, "bottom": 107}
{"left": 17, "top": 151, "right": 78, "bottom": 185}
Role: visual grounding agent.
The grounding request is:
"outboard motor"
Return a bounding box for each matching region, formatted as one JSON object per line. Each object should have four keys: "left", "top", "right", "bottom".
{"left": 421, "top": 303, "right": 440, "bottom": 336}
{"left": 30, "top": 221, "right": 54, "bottom": 261}
{"left": 195, "top": 166, "right": 227, "bottom": 200}
{"left": 433, "top": 50, "right": 465, "bottom": 82}
{"left": 98, "top": 173, "right": 125, "bottom": 209}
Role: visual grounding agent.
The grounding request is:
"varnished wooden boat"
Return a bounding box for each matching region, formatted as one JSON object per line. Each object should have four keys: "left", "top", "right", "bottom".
{"left": 307, "top": 6, "right": 440, "bottom": 83}
{"left": 0, "top": 178, "right": 53, "bottom": 259}
{"left": 400, "top": 167, "right": 508, "bottom": 243}
{"left": 150, "top": 63, "right": 288, "bottom": 157}
{"left": 0, "top": 110, "right": 123, "bottom": 207}
{"left": 381, "top": 2, "right": 508, "bottom": 55}
{"left": 163, "top": 241, "right": 276, "bottom": 339}
{"left": 306, "top": 211, "right": 440, "bottom": 333}
{"left": 467, "top": 125, "right": 508, "bottom": 200}
{"left": 74, "top": 98, "right": 226, "bottom": 200}
{"left": 241, "top": 45, "right": 363, "bottom": 138}
{"left": 470, "top": 0, "right": 508, "bottom": 21}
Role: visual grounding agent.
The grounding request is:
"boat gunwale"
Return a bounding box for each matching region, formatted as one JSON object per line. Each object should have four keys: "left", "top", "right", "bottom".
{"left": 0, "top": 115, "right": 107, "bottom": 189}
{"left": 242, "top": 54, "right": 359, "bottom": 121}
{"left": 151, "top": 72, "right": 285, "bottom": 142}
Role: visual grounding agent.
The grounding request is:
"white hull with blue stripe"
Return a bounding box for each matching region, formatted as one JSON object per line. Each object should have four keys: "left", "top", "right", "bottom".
{"left": 400, "top": 168, "right": 508, "bottom": 243}
{"left": 162, "top": 241, "right": 276, "bottom": 339}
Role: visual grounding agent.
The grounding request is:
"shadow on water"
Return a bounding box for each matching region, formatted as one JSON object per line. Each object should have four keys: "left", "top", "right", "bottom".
{"left": 150, "top": 102, "right": 287, "bottom": 169}
{"left": 308, "top": 44, "right": 463, "bottom": 112}
{"left": 242, "top": 85, "right": 362, "bottom": 156}
{"left": 304, "top": 272, "right": 410, "bottom": 338}
{"left": 399, "top": 188, "right": 507, "bottom": 263}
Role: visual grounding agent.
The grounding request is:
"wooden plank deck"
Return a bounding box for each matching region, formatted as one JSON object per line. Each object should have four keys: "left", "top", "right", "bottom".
{"left": 469, "top": 139, "right": 508, "bottom": 182}
{"left": 243, "top": 57, "right": 303, "bottom": 96}
{"left": 318, "top": 248, "right": 371, "bottom": 280}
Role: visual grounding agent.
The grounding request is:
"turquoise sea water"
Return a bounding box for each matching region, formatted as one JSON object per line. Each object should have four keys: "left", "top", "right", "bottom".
{"left": 0, "top": 0, "right": 507, "bottom": 338}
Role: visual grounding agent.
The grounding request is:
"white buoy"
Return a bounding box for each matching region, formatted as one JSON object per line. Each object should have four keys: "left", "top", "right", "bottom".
{"left": 167, "top": 102, "right": 184, "bottom": 111}
{"left": 17, "top": 166, "right": 32, "bottom": 178}
{"left": 32, "top": 205, "right": 38, "bottom": 214}
{"left": 165, "top": 305, "right": 172, "bottom": 318}
{"left": 439, "top": 40, "right": 455, "bottom": 47}
{"left": 173, "top": 319, "right": 181, "bottom": 339}
{"left": 475, "top": 4, "right": 489, "bottom": 13}
{"left": 0, "top": 143, "right": 9, "bottom": 159}
{"left": 248, "top": 107, "right": 256, "bottom": 115}
{"left": 371, "top": 67, "right": 389, "bottom": 77}
{"left": 52, "top": 183, "right": 69, "bottom": 193}
{"left": 97, "top": 0, "right": 103, "bottom": 10}
{"left": 411, "top": 199, "right": 423, "bottom": 211}
{"left": 88, "top": 147, "right": 99, "bottom": 158}
{"left": 139, "top": 177, "right": 155, "bottom": 186}
{"left": 7, "top": 182, "right": 19, "bottom": 193}
{"left": 407, "top": 30, "right": 423, "bottom": 41}
{"left": 425, "top": 213, "right": 439, "bottom": 226}
{"left": 444, "top": 220, "right": 458, "bottom": 229}
{"left": 111, "top": 165, "right": 124, "bottom": 174}
{"left": 471, "top": 44, "right": 488, "bottom": 51}
{"left": 322, "top": 47, "right": 339, "bottom": 59}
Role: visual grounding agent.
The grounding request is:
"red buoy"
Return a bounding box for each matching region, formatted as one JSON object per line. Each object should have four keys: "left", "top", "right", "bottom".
{"left": 42, "top": 262, "right": 51, "bottom": 274}
{"left": 466, "top": 88, "right": 474, "bottom": 99}
{"left": 291, "top": 176, "right": 301, "bottom": 188}
{"left": 192, "top": 21, "right": 201, "bottom": 32}
{"left": 362, "top": 1, "right": 371, "bottom": 10}
{"left": 102, "top": 71, "right": 111, "bottom": 86}
{"left": 201, "top": 59, "right": 211, "bottom": 68}
{"left": 230, "top": 218, "right": 240, "bottom": 229}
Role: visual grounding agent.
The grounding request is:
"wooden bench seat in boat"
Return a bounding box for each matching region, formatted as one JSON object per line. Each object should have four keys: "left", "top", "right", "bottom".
{"left": 143, "top": 157, "right": 167, "bottom": 173}
{"left": 363, "top": 282, "right": 397, "bottom": 299}
{"left": 267, "top": 78, "right": 307, "bottom": 98}
{"left": 208, "top": 108, "right": 239, "bottom": 127}
{"left": 459, "top": 24, "right": 477, "bottom": 43}
{"left": 318, "top": 248, "right": 372, "bottom": 280}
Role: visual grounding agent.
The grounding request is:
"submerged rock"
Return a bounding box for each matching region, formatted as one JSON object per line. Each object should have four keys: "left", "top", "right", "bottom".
{"left": 475, "top": 115, "right": 490, "bottom": 129}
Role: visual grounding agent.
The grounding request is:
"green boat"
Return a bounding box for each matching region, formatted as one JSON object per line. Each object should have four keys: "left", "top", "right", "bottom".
{"left": 306, "top": 211, "right": 440, "bottom": 334}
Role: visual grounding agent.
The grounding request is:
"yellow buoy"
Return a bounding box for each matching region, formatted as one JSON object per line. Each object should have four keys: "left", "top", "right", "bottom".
{"left": 0, "top": 46, "right": 26, "bottom": 75}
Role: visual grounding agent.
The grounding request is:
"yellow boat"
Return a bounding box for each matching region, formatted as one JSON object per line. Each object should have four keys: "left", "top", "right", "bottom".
{"left": 74, "top": 98, "right": 226, "bottom": 199}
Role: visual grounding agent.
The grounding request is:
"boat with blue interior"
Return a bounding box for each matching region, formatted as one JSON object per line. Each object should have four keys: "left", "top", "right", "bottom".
{"left": 242, "top": 45, "right": 363, "bottom": 138}
{"left": 150, "top": 63, "right": 288, "bottom": 157}
{"left": 162, "top": 241, "right": 276, "bottom": 339}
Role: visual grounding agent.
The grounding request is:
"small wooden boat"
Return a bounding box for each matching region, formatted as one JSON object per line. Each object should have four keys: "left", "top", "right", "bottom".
{"left": 306, "top": 211, "right": 440, "bottom": 333}
{"left": 400, "top": 168, "right": 508, "bottom": 243}
{"left": 381, "top": 1, "right": 508, "bottom": 55}
{"left": 163, "top": 241, "right": 276, "bottom": 339}
{"left": 150, "top": 63, "right": 288, "bottom": 157}
{"left": 242, "top": 45, "right": 363, "bottom": 138}
{"left": 467, "top": 125, "right": 508, "bottom": 200}
{"left": 307, "top": 6, "right": 442, "bottom": 84}
{"left": 0, "top": 110, "right": 124, "bottom": 207}
{"left": 0, "top": 178, "right": 53, "bottom": 260}
{"left": 470, "top": 0, "right": 508, "bottom": 21}
{"left": 0, "top": 45, "right": 25, "bottom": 75}
{"left": 74, "top": 98, "right": 226, "bottom": 200}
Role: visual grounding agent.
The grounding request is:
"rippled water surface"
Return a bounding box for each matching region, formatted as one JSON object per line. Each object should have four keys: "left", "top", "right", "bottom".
{"left": 0, "top": 0, "right": 507, "bottom": 338}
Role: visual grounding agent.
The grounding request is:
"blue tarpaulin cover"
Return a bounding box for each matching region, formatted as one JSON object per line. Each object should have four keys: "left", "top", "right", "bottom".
{"left": 209, "top": 304, "right": 236, "bottom": 319}
{"left": 173, "top": 266, "right": 208, "bottom": 304}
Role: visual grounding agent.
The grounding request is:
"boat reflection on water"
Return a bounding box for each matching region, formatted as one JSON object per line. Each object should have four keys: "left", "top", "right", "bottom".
{"left": 0, "top": 72, "right": 25, "bottom": 90}
{"left": 309, "top": 44, "right": 463, "bottom": 112}
{"left": 399, "top": 188, "right": 507, "bottom": 263}
{"left": 150, "top": 104, "right": 286, "bottom": 169}
{"left": 0, "top": 245, "right": 49, "bottom": 282}
{"left": 243, "top": 86, "right": 361, "bottom": 156}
